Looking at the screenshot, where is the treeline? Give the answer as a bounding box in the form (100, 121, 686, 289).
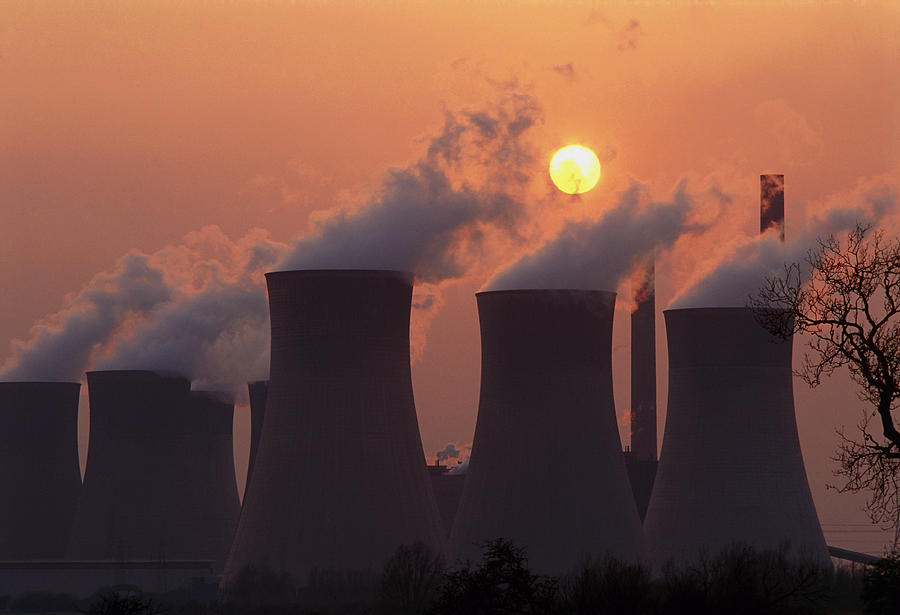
(3, 540, 899, 615)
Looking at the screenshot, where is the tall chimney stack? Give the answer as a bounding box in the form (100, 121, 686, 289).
(630, 262, 656, 460)
(761, 174, 785, 241)
(626, 261, 658, 521)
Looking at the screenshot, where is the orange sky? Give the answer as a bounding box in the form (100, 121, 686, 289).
(3, 1, 900, 554)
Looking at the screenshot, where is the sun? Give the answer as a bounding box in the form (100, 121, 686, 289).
(549, 145, 601, 194)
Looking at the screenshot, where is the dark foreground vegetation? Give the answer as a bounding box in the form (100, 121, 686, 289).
(2, 540, 898, 615)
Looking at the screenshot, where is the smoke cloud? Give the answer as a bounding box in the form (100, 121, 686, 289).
(278, 91, 543, 283)
(487, 180, 706, 292)
(2, 89, 544, 390)
(436, 442, 464, 463)
(0, 253, 172, 381)
(670, 182, 899, 308)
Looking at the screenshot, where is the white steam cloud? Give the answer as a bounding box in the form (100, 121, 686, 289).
(488, 180, 707, 292)
(0, 254, 172, 381)
(2, 89, 545, 390)
(670, 183, 899, 308)
(279, 92, 542, 282)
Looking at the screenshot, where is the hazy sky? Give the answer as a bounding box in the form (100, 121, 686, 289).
(3, 1, 900, 554)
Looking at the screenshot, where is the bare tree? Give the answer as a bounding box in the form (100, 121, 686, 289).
(750, 224, 900, 529)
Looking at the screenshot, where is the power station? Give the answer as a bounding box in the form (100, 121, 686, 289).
(449, 290, 647, 573)
(0, 172, 850, 596)
(224, 270, 444, 585)
(0, 382, 82, 559)
(643, 308, 830, 567)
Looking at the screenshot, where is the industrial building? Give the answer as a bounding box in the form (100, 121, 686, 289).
(0, 382, 82, 559)
(643, 308, 830, 567)
(449, 290, 647, 574)
(224, 270, 444, 586)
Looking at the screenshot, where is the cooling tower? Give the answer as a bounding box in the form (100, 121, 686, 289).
(449, 290, 647, 574)
(178, 391, 240, 569)
(0, 382, 81, 559)
(643, 308, 829, 567)
(224, 270, 444, 585)
(245, 380, 268, 493)
(67, 370, 192, 561)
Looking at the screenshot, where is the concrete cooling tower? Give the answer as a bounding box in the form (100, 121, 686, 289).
(643, 308, 829, 568)
(224, 270, 444, 585)
(178, 391, 241, 568)
(0, 382, 82, 559)
(449, 290, 647, 574)
(245, 380, 269, 493)
(67, 370, 192, 561)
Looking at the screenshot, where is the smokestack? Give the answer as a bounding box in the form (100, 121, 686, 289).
(761, 174, 785, 240)
(449, 290, 647, 573)
(179, 390, 241, 569)
(245, 380, 269, 496)
(643, 308, 829, 567)
(224, 270, 444, 584)
(626, 261, 658, 521)
(67, 370, 192, 560)
(0, 382, 81, 559)
(630, 263, 656, 460)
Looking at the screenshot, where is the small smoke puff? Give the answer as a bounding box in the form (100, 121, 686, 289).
(436, 442, 463, 463)
(551, 63, 576, 80)
(488, 181, 703, 292)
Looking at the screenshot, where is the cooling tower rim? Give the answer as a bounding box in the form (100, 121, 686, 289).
(663, 306, 788, 315)
(476, 288, 617, 298)
(0, 381, 81, 387)
(265, 269, 414, 284)
(86, 370, 191, 387)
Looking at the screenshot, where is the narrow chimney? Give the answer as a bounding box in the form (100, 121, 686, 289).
(630, 261, 656, 461)
(760, 174, 785, 241)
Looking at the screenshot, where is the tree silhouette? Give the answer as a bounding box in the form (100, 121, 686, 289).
(751, 224, 900, 527)
(430, 538, 558, 615)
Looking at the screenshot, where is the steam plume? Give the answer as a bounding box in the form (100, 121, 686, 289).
(2, 89, 544, 390)
(279, 92, 542, 282)
(0, 254, 172, 381)
(488, 180, 704, 292)
(670, 182, 899, 308)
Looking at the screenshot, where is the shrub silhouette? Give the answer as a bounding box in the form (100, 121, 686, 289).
(430, 538, 558, 614)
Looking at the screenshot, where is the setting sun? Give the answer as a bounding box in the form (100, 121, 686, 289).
(549, 145, 601, 194)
